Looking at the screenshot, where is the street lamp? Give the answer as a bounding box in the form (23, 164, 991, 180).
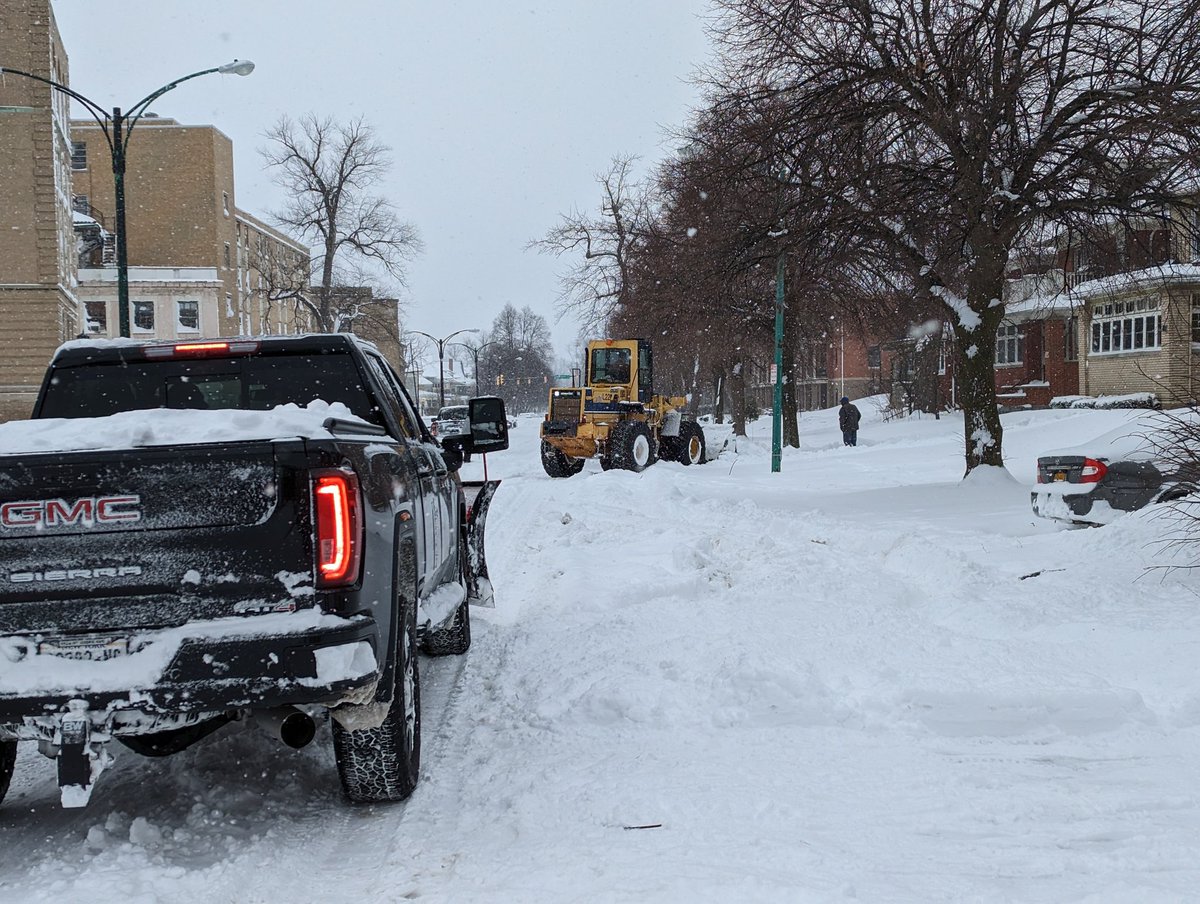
(411, 328, 480, 408)
(452, 339, 496, 397)
(0, 60, 255, 337)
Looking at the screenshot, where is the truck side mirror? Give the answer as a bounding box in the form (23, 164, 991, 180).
(468, 396, 510, 454)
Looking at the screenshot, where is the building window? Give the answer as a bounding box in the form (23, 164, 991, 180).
(995, 323, 1023, 365)
(84, 301, 107, 335)
(223, 192, 230, 217)
(867, 345, 881, 369)
(72, 195, 90, 215)
(1192, 209, 1200, 261)
(132, 301, 155, 332)
(1191, 295, 1200, 344)
(937, 341, 947, 375)
(223, 242, 232, 269)
(70, 140, 87, 170)
(1064, 315, 1078, 362)
(176, 300, 200, 332)
(1090, 296, 1160, 354)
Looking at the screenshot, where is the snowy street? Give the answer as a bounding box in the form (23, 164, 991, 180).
(2, 404, 1200, 902)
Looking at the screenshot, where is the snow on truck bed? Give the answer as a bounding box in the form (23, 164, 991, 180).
(0, 401, 368, 455)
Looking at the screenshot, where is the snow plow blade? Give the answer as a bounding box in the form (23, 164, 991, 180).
(463, 480, 500, 608)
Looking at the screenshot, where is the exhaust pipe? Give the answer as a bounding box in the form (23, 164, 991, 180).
(279, 710, 316, 749)
(257, 708, 317, 749)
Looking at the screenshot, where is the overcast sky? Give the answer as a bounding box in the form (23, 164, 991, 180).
(52, 1, 716, 363)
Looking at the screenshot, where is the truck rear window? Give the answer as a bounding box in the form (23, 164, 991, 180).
(39, 352, 381, 424)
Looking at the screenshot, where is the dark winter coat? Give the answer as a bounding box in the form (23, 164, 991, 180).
(839, 402, 861, 432)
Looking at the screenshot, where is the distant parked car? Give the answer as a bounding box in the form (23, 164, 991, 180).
(433, 405, 470, 440)
(1031, 412, 1196, 526)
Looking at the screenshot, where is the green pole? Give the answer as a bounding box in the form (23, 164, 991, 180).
(771, 251, 784, 473)
(111, 107, 131, 337)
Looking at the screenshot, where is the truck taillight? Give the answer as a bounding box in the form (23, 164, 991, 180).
(312, 470, 363, 588)
(1080, 458, 1108, 483)
(144, 340, 260, 359)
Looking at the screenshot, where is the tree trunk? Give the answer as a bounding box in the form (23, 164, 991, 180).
(730, 360, 747, 436)
(782, 329, 799, 448)
(955, 260, 1008, 473)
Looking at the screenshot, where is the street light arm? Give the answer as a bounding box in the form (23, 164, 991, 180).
(443, 328, 480, 346)
(0, 66, 114, 151)
(124, 67, 215, 124)
(122, 61, 254, 138)
(409, 329, 440, 347)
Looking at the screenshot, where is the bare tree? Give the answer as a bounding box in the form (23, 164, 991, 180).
(261, 114, 422, 332)
(712, 0, 1200, 473)
(482, 304, 556, 413)
(533, 156, 654, 335)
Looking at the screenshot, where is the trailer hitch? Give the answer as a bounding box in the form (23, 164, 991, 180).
(47, 700, 114, 808)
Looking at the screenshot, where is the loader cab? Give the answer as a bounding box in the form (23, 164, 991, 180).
(585, 339, 653, 404)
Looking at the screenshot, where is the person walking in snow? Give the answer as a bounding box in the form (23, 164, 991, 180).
(838, 396, 861, 447)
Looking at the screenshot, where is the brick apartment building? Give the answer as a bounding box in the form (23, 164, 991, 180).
(70, 117, 312, 341)
(0, 0, 316, 423)
(0, 0, 81, 422)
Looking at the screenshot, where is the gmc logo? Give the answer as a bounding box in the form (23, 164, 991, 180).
(0, 495, 141, 529)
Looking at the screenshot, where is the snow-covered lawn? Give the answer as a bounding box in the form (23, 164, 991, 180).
(3, 402, 1199, 902)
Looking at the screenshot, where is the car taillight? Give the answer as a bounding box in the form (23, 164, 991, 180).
(1080, 458, 1108, 483)
(312, 470, 363, 588)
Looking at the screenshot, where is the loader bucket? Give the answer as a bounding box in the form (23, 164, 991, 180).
(462, 479, 501, 608)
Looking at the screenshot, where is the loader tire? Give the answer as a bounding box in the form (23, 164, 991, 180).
(541, 441, 584, 478)
(611, 422, 653, 472)
(333, 598, 421, 803)
(676, 421, 706, 465)
(422, 533, 471, 657)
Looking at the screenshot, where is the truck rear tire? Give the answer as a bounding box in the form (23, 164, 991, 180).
(611, 422, 653, 472)
(541, 441, 584, 478)
(0, 740, 15, 807)
(676, 421, 706, 465)
(333, 602, 421, 803)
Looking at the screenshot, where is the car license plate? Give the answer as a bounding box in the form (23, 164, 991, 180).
(37, 635, 130, 662)
(1053, 471, 1067, 482)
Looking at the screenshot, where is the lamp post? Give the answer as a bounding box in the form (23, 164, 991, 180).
(0, 60, 255, 337)
(411, 328, 480, 408)
(452, 339, 496, 397)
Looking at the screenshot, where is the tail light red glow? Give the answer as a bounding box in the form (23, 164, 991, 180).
(1080, 458, 1108, 483)
(312, 470, 363, 587)
(144, 340, 260, 358)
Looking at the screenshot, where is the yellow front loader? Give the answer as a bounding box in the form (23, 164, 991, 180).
(539, 339, 706, 477)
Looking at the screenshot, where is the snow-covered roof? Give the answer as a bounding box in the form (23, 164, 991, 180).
(1068, 264, 1200, 299)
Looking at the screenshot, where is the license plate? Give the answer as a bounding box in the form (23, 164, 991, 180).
(1053, 471, 1067, 482)
(37, 635, 130, 662)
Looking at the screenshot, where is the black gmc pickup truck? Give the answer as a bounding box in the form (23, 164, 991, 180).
(0, 334, 508, 807)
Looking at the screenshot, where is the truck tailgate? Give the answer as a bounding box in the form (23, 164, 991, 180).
(0, 442, 314, 634)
